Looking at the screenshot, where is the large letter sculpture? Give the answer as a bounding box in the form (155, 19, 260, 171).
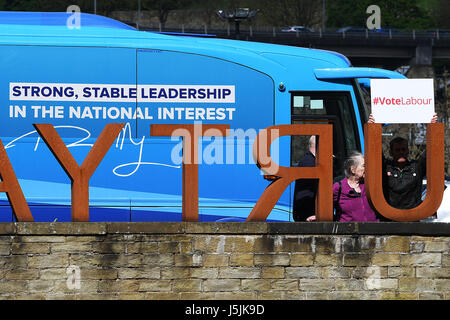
(151, 124, 229, 221)
(34, 123, 125, 222)
(246, 124, 333, 222)
(0, 139, 34, 221)
(364, 123, 445, 221)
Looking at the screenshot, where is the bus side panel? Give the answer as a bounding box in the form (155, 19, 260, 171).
(134, 50, 286, 221)
(0, 45, 137, 221)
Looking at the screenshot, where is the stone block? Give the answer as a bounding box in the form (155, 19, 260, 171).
(230, 254, 253, 266)
(261, 267, 285, 279)
(145, 292, 180, 300)
(314, 254, 342, 266)
(372, 253, 401, 266)
(0, 280, 27, 294)
(92, 242, 125, 254)
(0, 223, 15, 235)
(172, 279, 202, 292)
(11, 243, 50, 254)
(161, 267, 190, 279)
(98, 280, 140, 293)
(0, 244, 11, 255)
(401, 253, 441, 266)
(190, 268, 218, 279)
(126, 242, 159, 254)
(39, 268, 68, 280)
(322, 267, 352, 279)
(28, 254, 69, 268)
(416, 267, 450, 279)
(142, 253, 174, 266)
(0, 255, 27, 268)
(343, 253, 371, 266)
(435, 279, 450, 292)
(203, 279, 240, 292)
(365, 278, 398, 290)
(50, 242, 92, 253)
(290, 254, 314, 266)
(203, 254, 228, 267)
(241, 279, 271, 292)
(218, 267, 260, 279)
(214, 292, 256, 300)
(270, 236, 312, 253)
(335, 279, 365, 291)
(193, 236, 226, 253)
(118, 268, 159, 279)
(387, 267, 414, 278)
(5, 269, 39, 280)
(138, 280, 172, 292)
(270, 279, 298, 291)
(159, 241, 180, 254)
(224, 236, 255, 253)
(175, 253, 203, 267)
(398, 278, 435, 291)
(383, 236, 410, 253)
(254, 254, 290, 266)
(107, 222, 184, 234)
(82, 268, 119, 280)
(285, 267, 321, 279)
(179, 292, 216, 300)
(299, 279, 335, 291)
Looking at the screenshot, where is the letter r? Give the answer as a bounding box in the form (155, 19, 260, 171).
(246, 124, 333, 221)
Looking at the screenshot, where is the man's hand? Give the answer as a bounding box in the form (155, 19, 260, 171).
(431, 113, 438, 123)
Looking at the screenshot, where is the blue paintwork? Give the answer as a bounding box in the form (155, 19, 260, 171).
(314, 67, 407, 80)
(0, 11, 135, 29)
(0, 12, 404, 222)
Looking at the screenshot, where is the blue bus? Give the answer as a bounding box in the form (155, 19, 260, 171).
(0, 12, 406, 222)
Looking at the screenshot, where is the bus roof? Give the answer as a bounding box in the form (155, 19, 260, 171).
(0, 12, 351, 68)
(0, 11, 135, 30)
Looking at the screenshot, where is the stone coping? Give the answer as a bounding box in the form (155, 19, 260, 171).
(0, 222, 449, 236)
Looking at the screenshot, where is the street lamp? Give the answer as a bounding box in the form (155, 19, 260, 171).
(217, 8, 259, 39)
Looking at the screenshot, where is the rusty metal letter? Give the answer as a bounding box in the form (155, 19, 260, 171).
(0, 138, 34, 221)
(150, 124, 229, 222)
(364, 123, 445, 221)
(34, 123, 125, 222)
(246, 124, 333, 222)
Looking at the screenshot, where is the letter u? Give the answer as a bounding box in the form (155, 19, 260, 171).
(364, 123, 445, 221)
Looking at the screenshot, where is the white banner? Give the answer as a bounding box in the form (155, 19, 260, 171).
(370, 79, 434, 123)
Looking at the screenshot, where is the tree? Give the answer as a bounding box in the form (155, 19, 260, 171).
(142, 0, 194, 29)
(257, 0, 322, 27)
(430, 0, 450, 28)
(327, 0, 434, 29)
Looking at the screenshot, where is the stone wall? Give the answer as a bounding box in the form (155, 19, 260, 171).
(0, 222, 449, 300)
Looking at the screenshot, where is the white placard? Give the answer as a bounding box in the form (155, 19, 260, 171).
(370, 79, 434, 123)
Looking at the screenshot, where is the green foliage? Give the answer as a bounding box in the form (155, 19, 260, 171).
(327, 0, 435, 30)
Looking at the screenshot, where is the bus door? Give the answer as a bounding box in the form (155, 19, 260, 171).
(290, 91, 361, 219)
(290, 91, 361, 179)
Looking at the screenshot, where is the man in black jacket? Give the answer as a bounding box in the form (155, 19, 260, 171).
(293, 136, 317, 221)
(368, 113, 437, 213)
(383, 137, 425, 210)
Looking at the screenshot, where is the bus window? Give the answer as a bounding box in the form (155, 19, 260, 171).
(290, 91, 360, 180)
(353, 79, 371, 124)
